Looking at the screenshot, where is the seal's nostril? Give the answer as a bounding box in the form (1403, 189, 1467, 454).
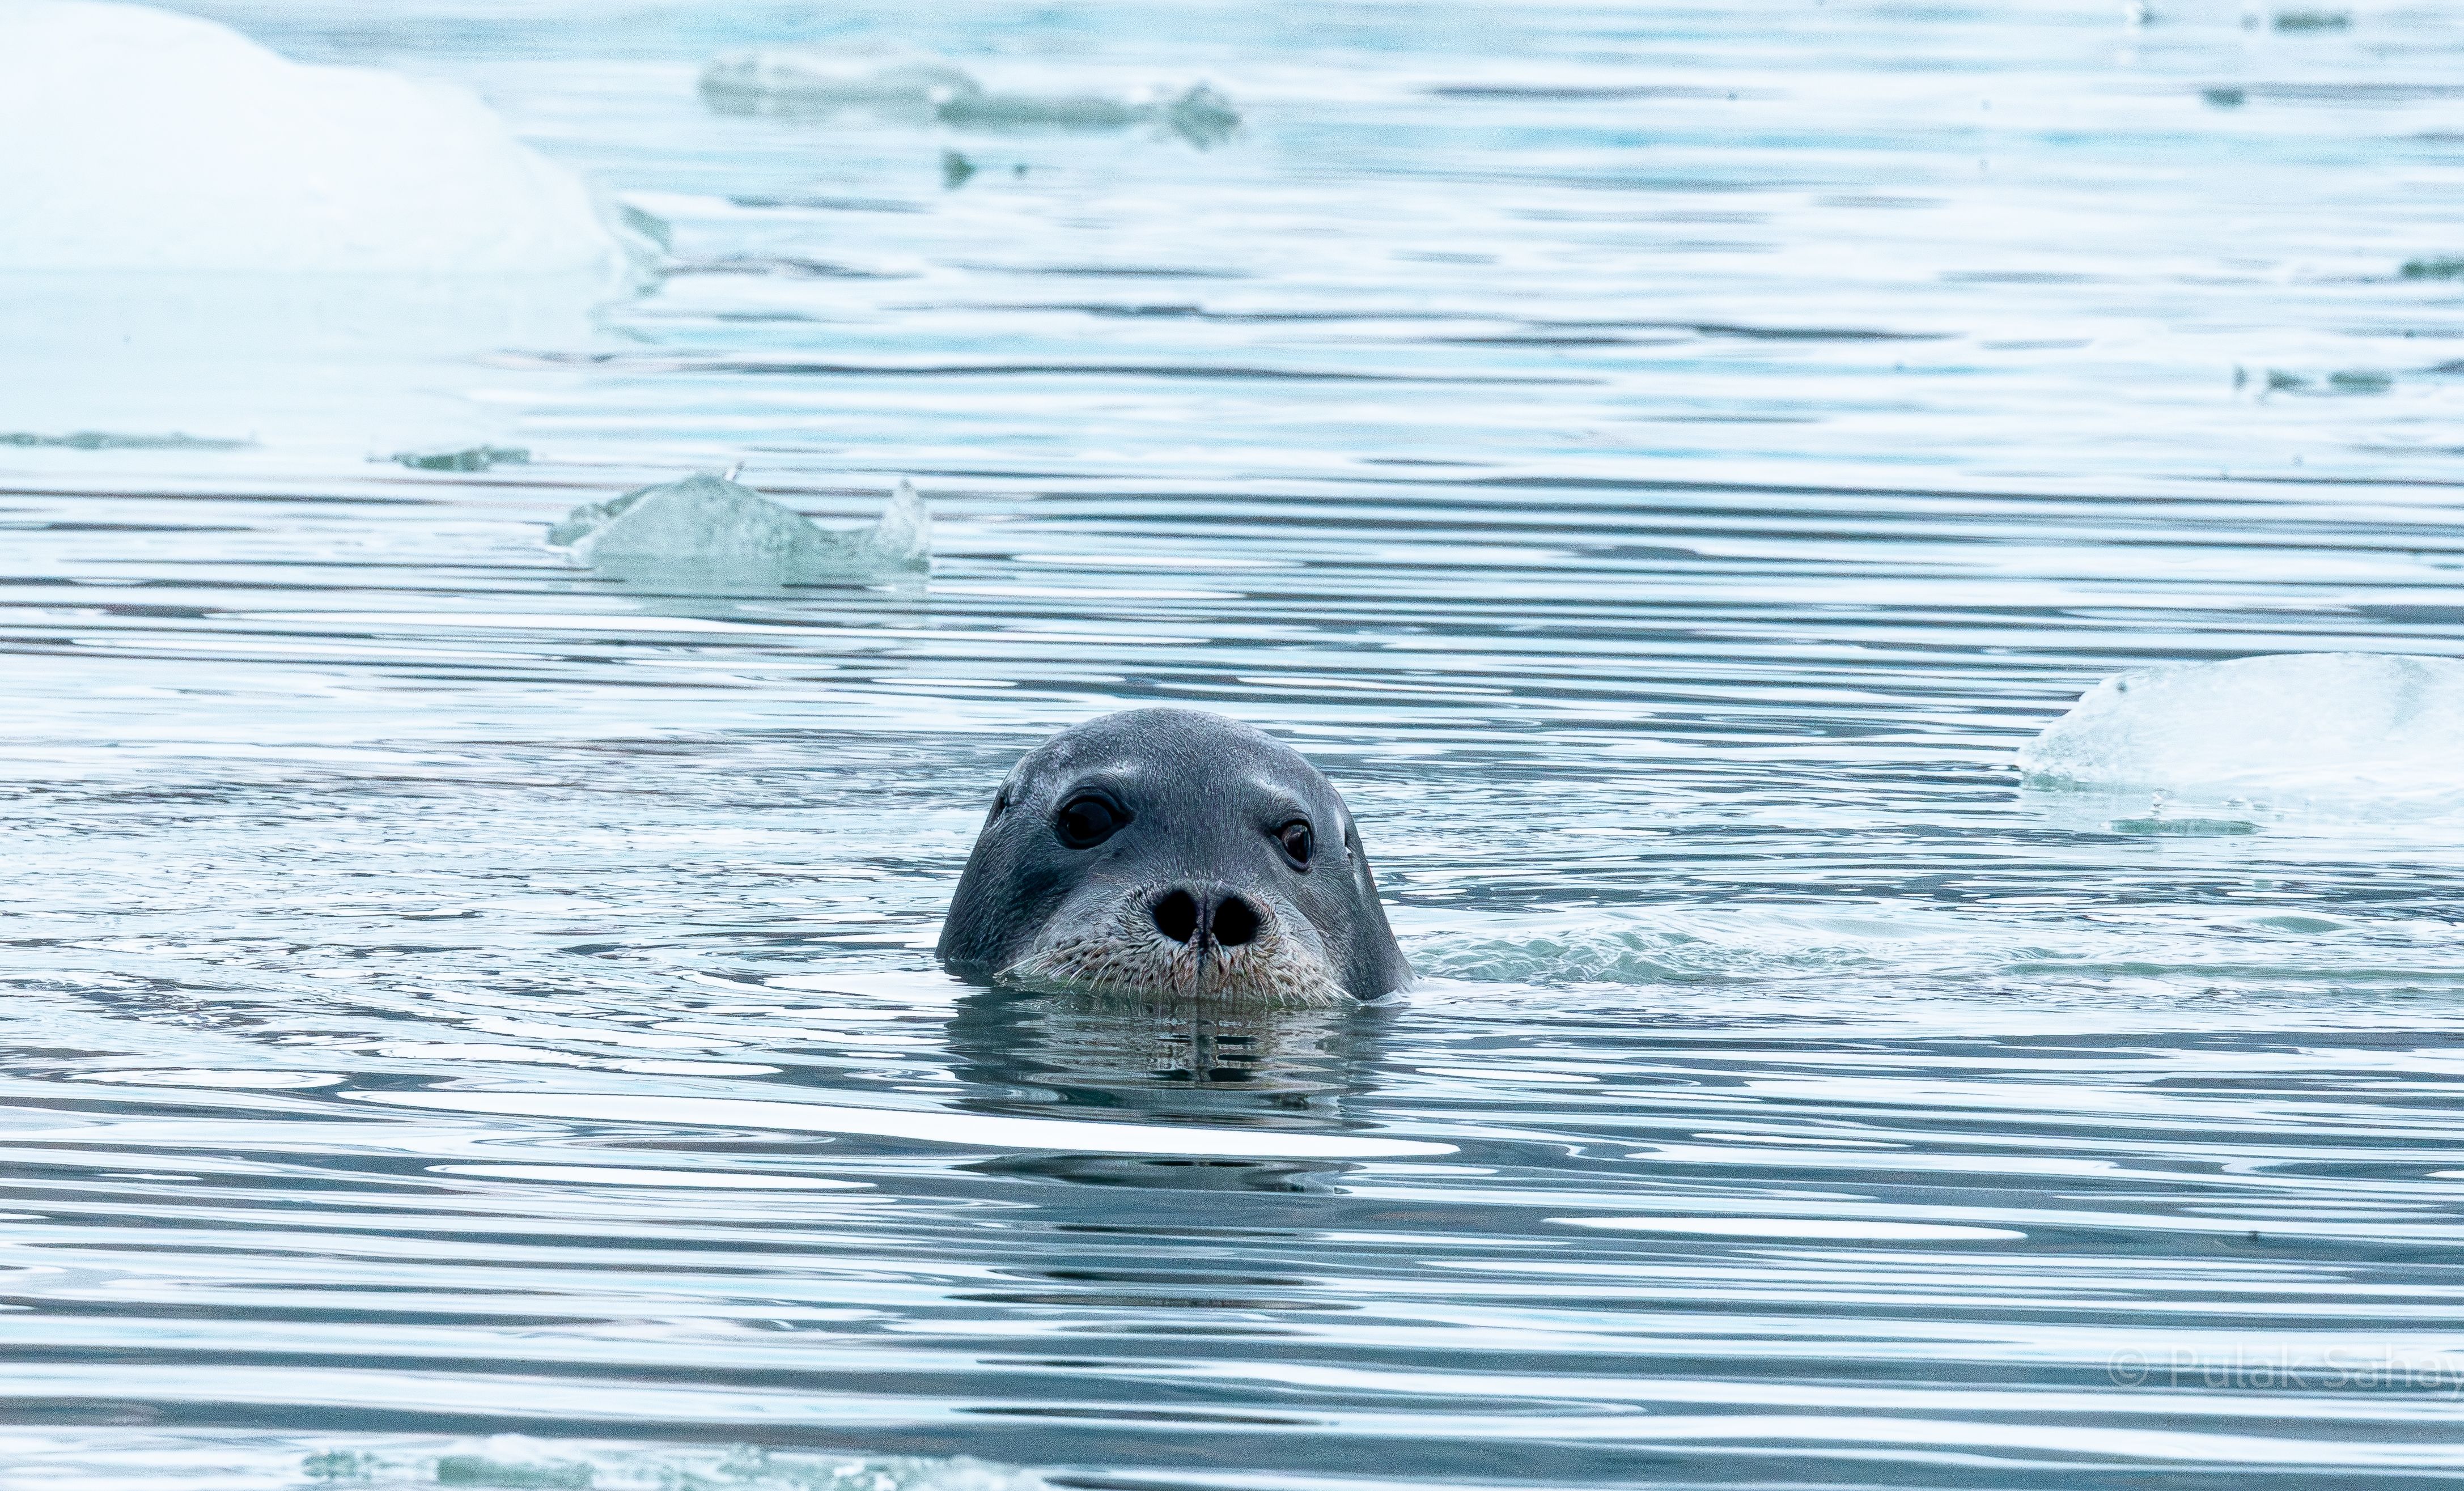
(1153, 888, 1199, 944)
(1211, 894, 1260, 948)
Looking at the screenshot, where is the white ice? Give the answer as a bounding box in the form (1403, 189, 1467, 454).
(2017, 653, 2464, 798)
(0, 1, 628, 275)
(551, 473, 932, 580)
(700, 48, 1239, 146)
(698, 48, 986, 117)
(0, 2, 637, 454)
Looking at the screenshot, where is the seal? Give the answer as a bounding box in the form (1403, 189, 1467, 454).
(938, 708, 1410, 1004)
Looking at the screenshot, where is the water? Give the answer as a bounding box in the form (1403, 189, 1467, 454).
(5, 1, 2464, 1485)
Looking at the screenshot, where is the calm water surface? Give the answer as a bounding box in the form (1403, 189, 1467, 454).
(5, 1, 2464, 1486)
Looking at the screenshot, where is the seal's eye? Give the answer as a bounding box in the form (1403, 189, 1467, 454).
(1275, 819, 1313, 866)
(1055, 795, 1125, 849)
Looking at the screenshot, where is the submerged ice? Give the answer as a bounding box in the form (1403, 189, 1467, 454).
(2017, 653, 2464, 797)
(552, 473, 931, 580)
(0, 1, 627, 274)
(700, 50, 1239, 147)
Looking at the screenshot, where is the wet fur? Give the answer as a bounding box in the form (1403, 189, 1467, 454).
(1000, 882, 1350, 1008)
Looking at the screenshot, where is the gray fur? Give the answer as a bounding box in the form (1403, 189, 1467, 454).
(938, 708, 1410, 1003)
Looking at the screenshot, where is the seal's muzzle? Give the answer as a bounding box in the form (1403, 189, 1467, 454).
(1003, 879, 1348, 1007)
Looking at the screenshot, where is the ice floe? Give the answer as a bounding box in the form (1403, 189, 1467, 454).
(698, 49, 986, 118)
(392, 444, 531, 473)
(0, 430, 251, 452)
(551, 473, 931, 581)
(292, 1439, 1045, 1491)
(2017, 653, 2464, 798)
(700, 49, 1239, 147)
(0, 3, 635, 453)
(0, 1, 629, 275)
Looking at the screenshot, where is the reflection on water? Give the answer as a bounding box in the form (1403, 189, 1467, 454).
(945, 988, 1400, 1196)
(5, 0, 2464, 1485)
(948, 986, 1382, 1107)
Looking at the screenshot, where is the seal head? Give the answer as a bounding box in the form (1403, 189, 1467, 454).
(938, 708, 1410, 1004)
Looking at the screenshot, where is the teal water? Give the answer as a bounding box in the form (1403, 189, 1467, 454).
(5, 1, 2464, 1486)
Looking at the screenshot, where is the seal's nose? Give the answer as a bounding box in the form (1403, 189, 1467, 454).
(1152, 888, 1199, 943)
(1151, 887, 1260, 949)
(1211, 894, 1259, 947)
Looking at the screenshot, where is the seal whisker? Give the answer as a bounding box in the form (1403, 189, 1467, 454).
(1000, 890, 1347, 1008)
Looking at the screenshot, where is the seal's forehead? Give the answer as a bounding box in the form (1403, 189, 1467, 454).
(1012, 707, 1329, 797)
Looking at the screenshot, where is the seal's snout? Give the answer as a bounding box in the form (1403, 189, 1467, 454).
(1002, 877, 1343, 1005)
(1151, 885, 1261, 949)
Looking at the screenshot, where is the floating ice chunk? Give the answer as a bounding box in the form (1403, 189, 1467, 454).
(1, 430, 252, 451)
(299, 1439, 1047, 1491)
(940, 83, 1241, 146)
(2017, 654, 2464, 797)
(699, 49, 986, 118)
(1157, 84, 1242, 148)
(0, 2, 628, 274)
(393, 444, 529, 473)
(551, 473, 931, 580)
(2103, 816, 2257, 838)
(32, 1439, 1046, 1491)
(938, 90, 1141, 130)
(700, 49, 1239, 146)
